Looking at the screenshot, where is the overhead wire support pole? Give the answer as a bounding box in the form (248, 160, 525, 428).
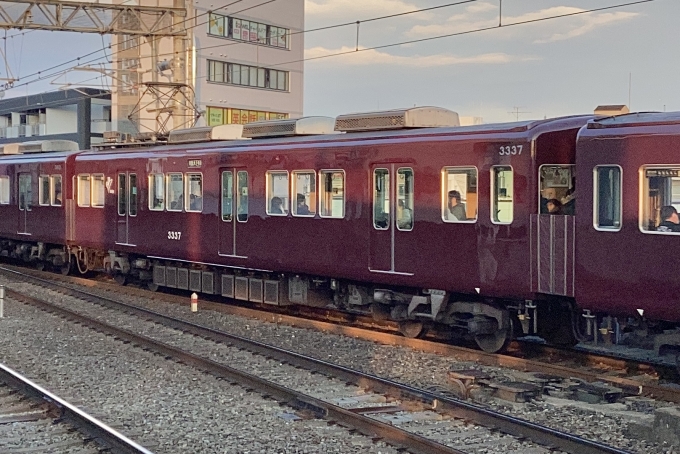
(356, 21, 360, 51)
(499, 0, 502, 27)
(0, 0, 187, 36)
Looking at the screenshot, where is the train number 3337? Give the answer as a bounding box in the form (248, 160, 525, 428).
(499, 145, 523, 156)
(168, 231, 182, 240)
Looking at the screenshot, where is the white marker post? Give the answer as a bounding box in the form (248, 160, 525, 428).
(191, 293, 198, 312)
(0, 285, 5, 318)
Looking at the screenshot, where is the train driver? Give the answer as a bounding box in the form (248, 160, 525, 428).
(657, 205, 680, 232)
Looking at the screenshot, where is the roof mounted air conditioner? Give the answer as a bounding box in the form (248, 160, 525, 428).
(334, 106, 460, 132)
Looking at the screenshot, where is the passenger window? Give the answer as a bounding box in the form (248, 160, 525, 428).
(92, 174, 105, 208)
(167, 173, 184, 211)
(186, 173, 203, 212)
(491, 166, 513, 224)
(78, 174, 91, 207)
(594, 166, 622, 231)
(266, 171, 289, 215)
(373, 169, 390, 230)
(118, 174, 127, 215)
(396, 168, 413, 231)
(149, 174, 165, 211)
(237, 171, 248, 222)
(540, 165, 575, 215)
(221, 171, 233, 221)
(443, 167, 477, 222)
(639, 167, 680, 233)
(129, 174, 137, 216)
(0, 176, 9, 204)
(19, 174, 32, 210)
(292, 171, 315, 216)
(51, 175, 62, 206)
(319, 170, 344, 218)
(39, 175, 50, 206)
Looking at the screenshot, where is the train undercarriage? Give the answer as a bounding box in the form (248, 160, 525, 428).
(4, 238, 680, 361)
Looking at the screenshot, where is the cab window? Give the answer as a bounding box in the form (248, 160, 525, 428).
(594, 165, 622, 231)
(491, 166, 513, 224)
(640, 167, 680, 234)
(319, 170, 344, 218)
(442, 167, 477, 222)
(266, 171, 288, 215)
(292, 171, 315, 216)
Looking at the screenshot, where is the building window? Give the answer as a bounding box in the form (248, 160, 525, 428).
(491, 166, 513, 224)
(0, 176, 9, 204)
(266, 171, 289, 215)
(149, 173, 165, 211)
(319, 170, 344, 219)
(39, 175, 50, 206)
(292, 171, 315, 216)
(208, 13, 289, 49)
(443, 167, 477, 222)
(167, 173, 184, 211)
(208, 60, 288, 91)
(594, 166, 622, 231)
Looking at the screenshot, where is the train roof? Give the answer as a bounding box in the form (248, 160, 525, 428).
(587, 111, 680, 129)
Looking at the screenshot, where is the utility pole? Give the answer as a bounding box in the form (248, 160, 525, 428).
(508, 107, 530, 121)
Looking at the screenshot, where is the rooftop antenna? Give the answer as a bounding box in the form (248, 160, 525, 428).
(628, 72, 632, 111)
(508, 106, 529, 121)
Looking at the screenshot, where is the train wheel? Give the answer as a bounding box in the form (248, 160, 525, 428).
(146, 282, 159, 292)
(398, 321, 425, 338)
(35, 262, 45, 272)
(60, 261, 72, 276)
(475, 321, 513, 353)
(114, 274, 127, 286)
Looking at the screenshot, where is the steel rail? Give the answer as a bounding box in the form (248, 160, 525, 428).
(1, 267, 634, 454)
(6, 287, 467, 454)
(0, 362, 154, 454)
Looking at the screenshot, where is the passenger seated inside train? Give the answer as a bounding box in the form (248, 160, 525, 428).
(189, 193, 203, 211)
(657, 205, 680, 232)
(270, 196, 284, 214)
(53, 185, 62, 206)
(397, 199, 413, 229)
(447, 190, 467, 221)
(296, 194, 310, 215)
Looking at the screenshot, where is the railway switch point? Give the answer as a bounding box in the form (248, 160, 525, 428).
(191, 293, 198, 312)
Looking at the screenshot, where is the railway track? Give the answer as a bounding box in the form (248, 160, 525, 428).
(0, 266, 639, 454)
(0, 361, 153, 454)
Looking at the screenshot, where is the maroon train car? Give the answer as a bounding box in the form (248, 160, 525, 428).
(60, 108, 589, 351)
(576, 112, 680, 353)
(0, 140, 79, 271)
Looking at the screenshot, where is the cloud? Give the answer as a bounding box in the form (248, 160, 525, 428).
(405, 4, 640, 42)
(306, 0, 419, 19)
(305, 46, 538, 67)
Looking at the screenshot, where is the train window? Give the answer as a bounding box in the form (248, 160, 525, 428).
(92, 174, 105, 208)
(639, 167, 680, 234)
(539, 165, 575, 215)
(51, 175, 62, 206)
(19, 174, 32, 211)
(185, 173, 203, 212)
(396, 168, 413, 231)
(266, 171, 289, 216)
(237, 171, 248, 222)
(149, 174, 165, 211)
(491, 166, 513, 224)
(0, 176, 9, 204)
(167, 173, 184, 212)
(442, 167, 477, 223)
(39, 175, 50, 206)
(129, 174, 137, 216)
(594, 166, 622, 231)
(77, 174, 91, 207)
(373, 169, 390, 230)
(118, 174, 127, 215)
(221, 171, 233, 221)
(292, 171, 315, 217)
(319, 170, 344, 218)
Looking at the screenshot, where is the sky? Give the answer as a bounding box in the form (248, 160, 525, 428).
(0, 0, 678, 123)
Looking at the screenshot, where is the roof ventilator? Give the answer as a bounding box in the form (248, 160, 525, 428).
(167, 124, 248, 144)
(0, 140, 80, 155)
(242, 116, 338, 138)
(334, 106, 460, 132)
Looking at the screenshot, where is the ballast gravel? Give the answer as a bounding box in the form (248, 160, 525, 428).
(0, 274, 677, 454)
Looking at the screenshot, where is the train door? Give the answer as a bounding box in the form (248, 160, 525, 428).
(116, 172, 138, 246)
(18, 173, 32, 235)
(369, 164, 414, 275)
(218, 169, 248, 258)
(533, 164, 576, 296)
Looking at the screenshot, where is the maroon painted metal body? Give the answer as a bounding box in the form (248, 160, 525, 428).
(67, 117, 586, 301)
